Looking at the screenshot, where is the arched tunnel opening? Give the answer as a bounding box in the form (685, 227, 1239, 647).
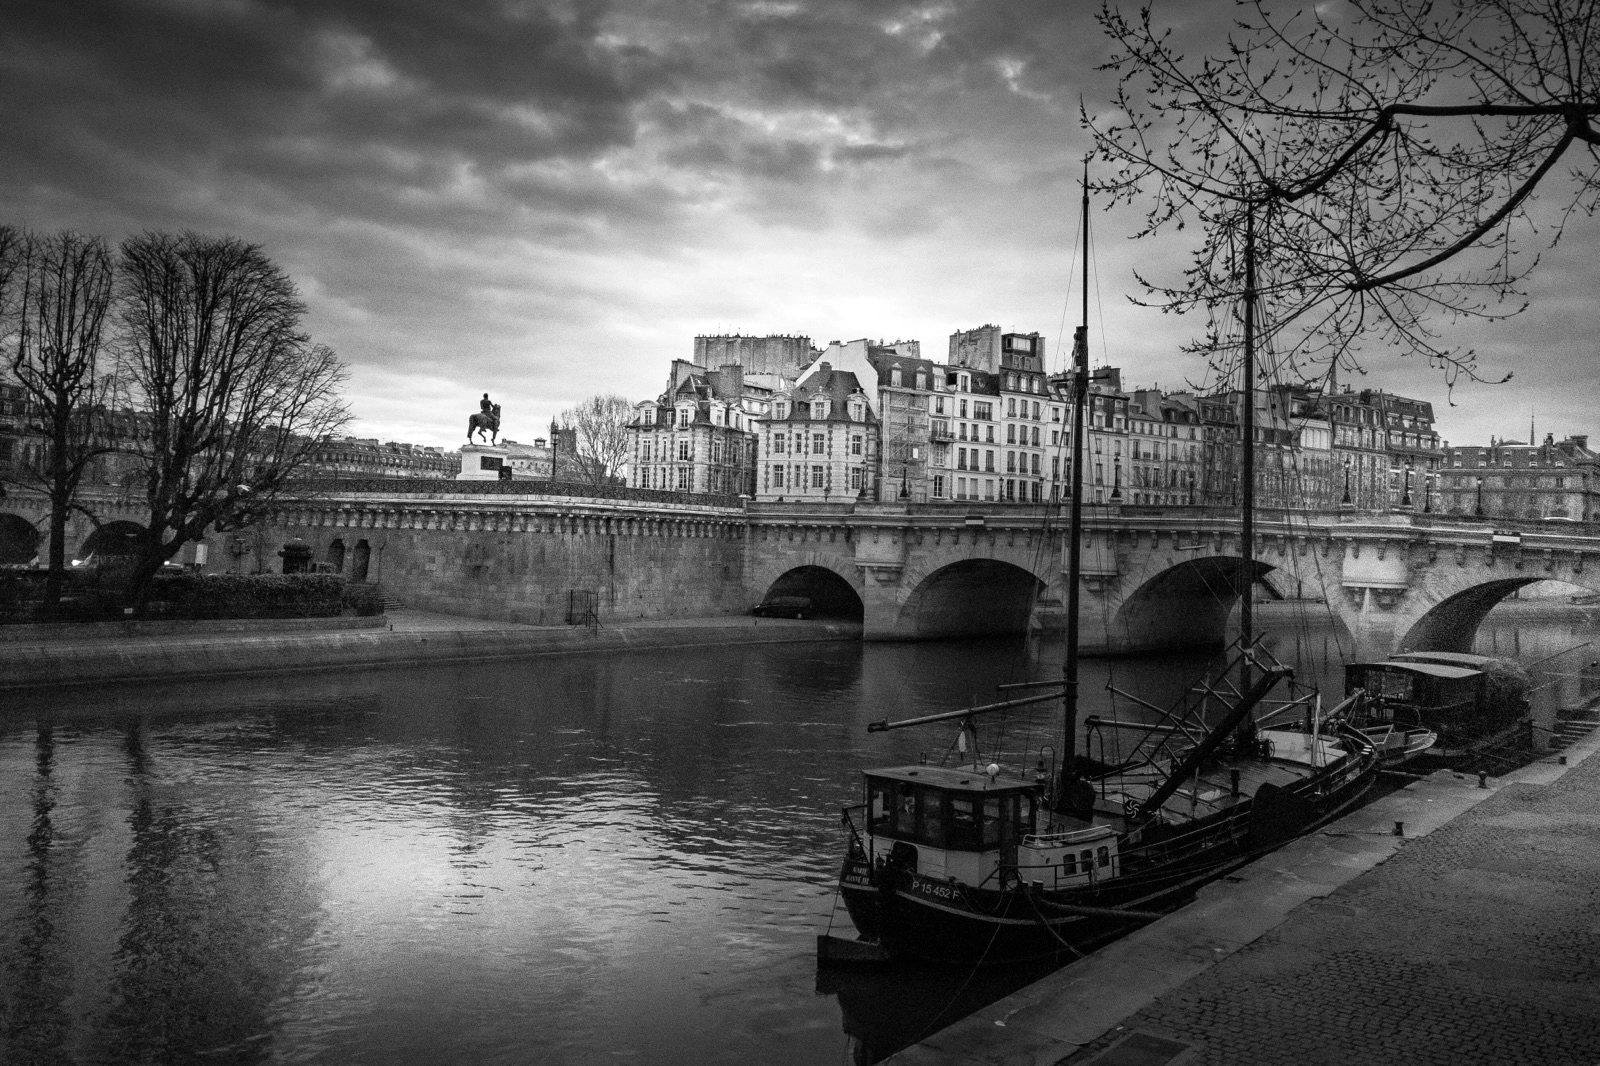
(898, 559, 1044, 639)
(1401, 578, 1542, 654)
(760, 565, 864, 620)
(77, 520, 146, 562)
(1115, 556, 1277, 652)
(0, 513, 41, 565)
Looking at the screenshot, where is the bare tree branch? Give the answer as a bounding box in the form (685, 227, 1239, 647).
(2, 229, 117, 607)
(1092, 0, 1600, 385)
(116, 232, 350, 607)
(558, 394, 633, 487)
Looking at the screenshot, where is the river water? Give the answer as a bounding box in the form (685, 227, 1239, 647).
(2, 607, 1595, 1065)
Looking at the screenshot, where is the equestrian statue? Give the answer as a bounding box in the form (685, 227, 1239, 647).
(468, 393, 501, 445)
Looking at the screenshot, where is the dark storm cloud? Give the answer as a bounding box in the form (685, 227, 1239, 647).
(2, 0, 1583, 445)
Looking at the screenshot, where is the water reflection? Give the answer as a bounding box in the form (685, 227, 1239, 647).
(0, 607, 1592, 1065)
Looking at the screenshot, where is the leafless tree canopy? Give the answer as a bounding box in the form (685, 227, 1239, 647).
(559, 394, 633, 486)
(1, 228, 117, 603)
(1092, 0, 1600, 386)
(117, 232, 350, 595)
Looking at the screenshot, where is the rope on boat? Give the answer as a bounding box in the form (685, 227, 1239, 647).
(1020, 883, 1084, 958)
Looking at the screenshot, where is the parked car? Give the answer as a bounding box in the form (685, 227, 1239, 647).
(753, 595, 811, 619)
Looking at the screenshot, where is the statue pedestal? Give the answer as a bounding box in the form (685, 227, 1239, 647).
(457, 444, 509, 481)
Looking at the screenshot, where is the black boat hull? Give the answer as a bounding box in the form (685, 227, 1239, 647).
(838, 738, 1377, 965)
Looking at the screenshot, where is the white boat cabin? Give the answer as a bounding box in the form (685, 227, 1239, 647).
(862, 764, 1121, 892)
(863, 765, 1039, 889)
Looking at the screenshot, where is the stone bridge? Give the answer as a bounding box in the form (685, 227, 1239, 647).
(746, 501, 1600, 657)
(8, 481, 1600, 658)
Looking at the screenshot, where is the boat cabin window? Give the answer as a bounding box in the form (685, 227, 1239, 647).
(1097, 846, 1110, 868)
(1368, 669, 1414, 700)
(949, 798, 980, 849)
(866, 777, 1026, 851)
(1062, 853, 1077, 874)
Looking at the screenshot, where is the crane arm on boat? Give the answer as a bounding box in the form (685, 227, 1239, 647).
(1130, 665, 1291, 821)
(865, 689, 1067, 732)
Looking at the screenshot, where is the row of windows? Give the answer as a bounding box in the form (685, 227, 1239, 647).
(768, 432, 865, 456)
(953, 448, 1046, 476)
(639, 439, 752, 464)
(769, 464, 867, 491)
(950, 477, 1046, 503)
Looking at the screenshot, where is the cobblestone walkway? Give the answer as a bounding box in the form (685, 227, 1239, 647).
(1068, 756, 1600, 1066)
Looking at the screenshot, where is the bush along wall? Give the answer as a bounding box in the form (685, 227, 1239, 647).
(145, 573, 364, 619)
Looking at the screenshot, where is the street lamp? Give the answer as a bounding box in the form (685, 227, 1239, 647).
(1475, 476, 1485, 517)
(1111, 456, 1122, 501)
(1400, 458, 1414, 509)
(1423, 471, 1434, 514)
(1340, 456, 1353, 508)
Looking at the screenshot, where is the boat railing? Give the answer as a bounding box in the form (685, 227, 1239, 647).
(1023, 824, 1115, 848)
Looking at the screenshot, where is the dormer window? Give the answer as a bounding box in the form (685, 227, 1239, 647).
(891, 367, 903, 387)
(642, 408, 655, 425)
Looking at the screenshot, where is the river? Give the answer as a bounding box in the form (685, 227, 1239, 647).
(2, 606, 1595, 1065)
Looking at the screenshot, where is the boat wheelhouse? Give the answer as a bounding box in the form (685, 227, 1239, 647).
(1344, 656, 1529, 755)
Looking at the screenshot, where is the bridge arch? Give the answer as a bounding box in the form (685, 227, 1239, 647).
(0, 513, 41, 564)
(1396, 577, 1598, 653)
(897, 559, 1047, 638)
(77, 520, 145, 561)
(758, 564, 864, 619)
(1112, 554, 1276, 652)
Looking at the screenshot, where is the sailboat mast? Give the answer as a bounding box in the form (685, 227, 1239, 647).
(1240, 205, 1256, 652)
(1062, 160, 1091, 784)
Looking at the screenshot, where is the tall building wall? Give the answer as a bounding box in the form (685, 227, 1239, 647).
(692, 334, 814, 378)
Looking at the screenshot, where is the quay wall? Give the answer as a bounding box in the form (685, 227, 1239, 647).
(214, 489, 753, 626)
(0, 619, 860, 693)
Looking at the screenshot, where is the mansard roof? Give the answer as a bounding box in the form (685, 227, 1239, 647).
(770, 367, 877, 424)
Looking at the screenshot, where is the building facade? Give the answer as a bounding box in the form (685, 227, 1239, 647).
(756, 365, 878, 502)
(629, 362, 758, 496)
(1438, 435, 1598, 521)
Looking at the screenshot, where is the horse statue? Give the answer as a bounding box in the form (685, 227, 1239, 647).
(468, 403, 501, 445)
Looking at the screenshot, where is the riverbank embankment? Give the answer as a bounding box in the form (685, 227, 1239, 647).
(887, 726, 1600, 1066)
(0, 610, 861, 693)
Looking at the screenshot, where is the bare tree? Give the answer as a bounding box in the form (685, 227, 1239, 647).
(2, 230, 117, 607)
(558, 394, 633, 486)
(117, 232, 350, 606)
(1091, 0, 1600, 385)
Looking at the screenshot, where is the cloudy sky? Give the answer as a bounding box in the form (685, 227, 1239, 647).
(3, 0, 1595, 450)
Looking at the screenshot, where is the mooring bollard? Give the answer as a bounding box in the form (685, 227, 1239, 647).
(1393, 821, 1404, 837)
(1478, 771, 1488, 789)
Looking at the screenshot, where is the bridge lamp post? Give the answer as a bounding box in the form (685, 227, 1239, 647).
(1401, 459, 1414, 509)
(1111, 456, 1122, 501)
(1340, 456, 1353, 509)
(1475, 476, 1485, 517)
(1423, 471, 1435, 514)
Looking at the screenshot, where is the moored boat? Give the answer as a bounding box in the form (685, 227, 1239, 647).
(834, 646, 1377, 964)
(1344, 652, 1530, 759)
(825, 176, 1379, 967)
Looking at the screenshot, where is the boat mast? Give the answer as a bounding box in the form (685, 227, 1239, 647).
(1062, 159, 1091, 786)
(1237, 203, 1258, 748)
(1240, 204, 1256, 652)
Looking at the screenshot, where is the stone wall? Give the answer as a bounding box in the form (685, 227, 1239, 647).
(239, 494, 752, 626)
